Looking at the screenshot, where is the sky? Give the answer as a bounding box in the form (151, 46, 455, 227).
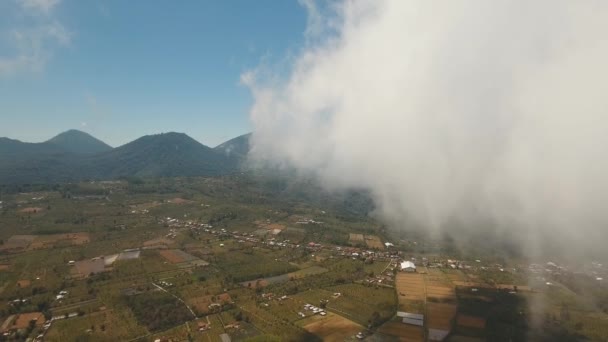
(0, 0, 308, 147)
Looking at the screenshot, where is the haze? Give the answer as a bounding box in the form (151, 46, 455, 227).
(244, 0, 608, 259)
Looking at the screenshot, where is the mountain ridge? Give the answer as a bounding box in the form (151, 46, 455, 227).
(0, 130, 252, 184)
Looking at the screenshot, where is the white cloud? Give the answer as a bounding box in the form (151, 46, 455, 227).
(244, 1, 608, 258)
(0, 0, 70, 76)
(17, 0, 61, 14)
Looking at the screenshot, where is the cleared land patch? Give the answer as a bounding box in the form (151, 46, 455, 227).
(396, 273, 425, 314)
(364, 235, 384, 249)
(427, 302, 457, 330)
(13, 312, 45, 329)
(159, 249, 197, 263)
(378, 320, 424, 341)
(19, 207, 44, 213)
(0, 233, 89, 253)
(349, 233, 365, 244)
(143, 237, 176, 248)
(72, 258, 105, 278)
(299, 312, 362, 342)
(240, 266, 328, 288)
(456, 314, 486, 329)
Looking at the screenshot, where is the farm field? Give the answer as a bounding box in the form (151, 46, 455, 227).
(364, 235, 384, 249)
(427, 302, 457, 330)
(378, 320, 424, 341)
(396, 272, 426, 314)
(349, 233, 364, 245)
(298, 311, 363, 342)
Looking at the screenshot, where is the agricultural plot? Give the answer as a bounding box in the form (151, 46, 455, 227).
(240, 303, 314, 341)
(159, 249, 193, 263)
(378, 320, 424, 341)
(198, 314, 227, 342)
(241, 266, 329, 289)
(456, 314, 486, 329)
(45, 309, 148, 341)
(327, 283, 396, 319)
(217, 250, 298, 283)
(425, 269, 456, 303)
(0, 235, 36, 252)
(289, 265, 328, 279)
(295, 289, 335, 307)
(396, 273, 426, 314)
(187, 293, 232, 314)
(349, 233, 365, 244)
(426, 286, 456, 302)
(444, 269, 468, 282)
(167, 197, 191, 204)
(396, 273, 426, 300)
(0, 233, 90, 253)
(446, 335, 484, 342)
(19, 207, 44, 213)
(281, 227, 306, 242)
(28, 233, 90, 250)
(298, 312, 363, 342)
(427, 302, 457, 330)
(72, 258, 106, 278)
(364, 235, 384, 249)
(12, 312, 45, 329)
(143, 237, 176, 248)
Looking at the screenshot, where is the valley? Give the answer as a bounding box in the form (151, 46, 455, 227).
(0, 176, 605, 341)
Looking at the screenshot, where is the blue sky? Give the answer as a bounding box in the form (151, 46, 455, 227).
(0, 0, 308, 147)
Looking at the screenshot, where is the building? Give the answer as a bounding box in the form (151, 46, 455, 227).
(400, 261, 416, 272)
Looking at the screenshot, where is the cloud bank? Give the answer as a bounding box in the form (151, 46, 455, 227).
(243, 1, 608, 258)
(0, 0, 70, 76)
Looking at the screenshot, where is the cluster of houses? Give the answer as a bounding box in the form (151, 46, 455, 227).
(55, 290, 68, 301)
(295, 218, 324, 225)
(0, 312, 51, 341)
(301, 303, 327, 317)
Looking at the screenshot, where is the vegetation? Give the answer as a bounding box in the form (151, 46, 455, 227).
(125, 291, 194, 332)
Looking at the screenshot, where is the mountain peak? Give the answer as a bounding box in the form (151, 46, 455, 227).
(47, 129, 112, 154)
(214, 133, 251, 159)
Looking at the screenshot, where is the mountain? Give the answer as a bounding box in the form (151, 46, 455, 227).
(46, 129, 112, 154)
(83, 132, 232, 178)
(213, 133, 251, 164)
(0, 131, 247, 184)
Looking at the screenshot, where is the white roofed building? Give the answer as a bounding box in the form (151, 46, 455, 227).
(400, 261, 416, 272)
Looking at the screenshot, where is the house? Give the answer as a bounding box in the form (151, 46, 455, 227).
(400, 261, 416, 272)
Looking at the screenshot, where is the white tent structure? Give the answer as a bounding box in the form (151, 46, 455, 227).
(400, 261, 416, 272)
